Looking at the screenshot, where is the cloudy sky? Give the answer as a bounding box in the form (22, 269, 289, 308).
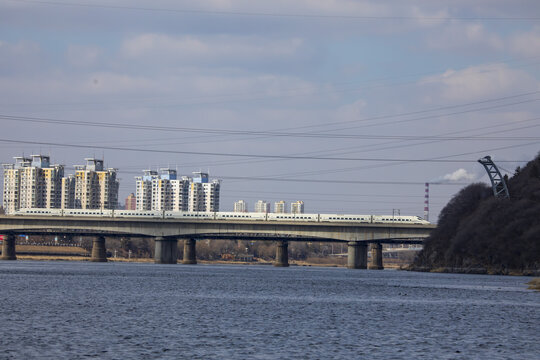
(1, 0, 539, 220)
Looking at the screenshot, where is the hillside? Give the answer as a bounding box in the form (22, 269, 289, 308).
(412, 153, 540, 275)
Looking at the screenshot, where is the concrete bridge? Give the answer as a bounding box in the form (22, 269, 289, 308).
(0, 215, 435, 269)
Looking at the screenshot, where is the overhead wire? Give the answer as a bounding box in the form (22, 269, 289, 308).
(9, 0, 540, 21)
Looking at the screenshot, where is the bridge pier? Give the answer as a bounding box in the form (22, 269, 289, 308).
(347, 242, 367, 269)
(154, 237, 178, 264)
(0, 234, 16, 260)
(90, 236, 107, 262)
(368, 243, 384, 270)
(182, 239, 197, 265)
(274, 240, 289, 267)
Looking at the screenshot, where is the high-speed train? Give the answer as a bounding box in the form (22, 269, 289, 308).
(12, 208, 430, 225)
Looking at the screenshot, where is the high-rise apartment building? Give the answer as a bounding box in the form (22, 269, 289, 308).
(234, 200, 248, 212)
(291, 200, 305, 214)
(125, 193, 136, 210)
(2, 157, 25, 214)
(171, 176, 190, 211)
(2, 155, 64, 214)
(147, 169, 191, 211)
(65, 158, 118, 210)
(135, 170, 156, 210)
(189, 172, 220, 212)
(61, 175, 75, 209)
(274, 200, 286, 213)
(134, 170, 218, 212)
(151, 169, 175, 211)
(254, 200, 270, 213)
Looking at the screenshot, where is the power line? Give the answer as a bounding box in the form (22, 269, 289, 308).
(2, 97, 540, 140)
(10, 0, 540, 21)
(0, 138, 523, 163)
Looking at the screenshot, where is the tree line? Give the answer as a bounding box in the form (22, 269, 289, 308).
(412, 152, 540, 274)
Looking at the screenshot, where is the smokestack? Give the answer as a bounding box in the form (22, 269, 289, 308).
(424, 182, 429, 221)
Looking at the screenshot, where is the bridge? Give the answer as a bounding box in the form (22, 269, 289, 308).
(0, 215, 435, 269)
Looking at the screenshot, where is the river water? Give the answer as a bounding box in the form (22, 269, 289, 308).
(0, 261, 538, 359)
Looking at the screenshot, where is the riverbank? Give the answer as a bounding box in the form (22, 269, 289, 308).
(407, 265, 540, 277)
(528, 278, 540, 290)
(12, 255, 344, 267)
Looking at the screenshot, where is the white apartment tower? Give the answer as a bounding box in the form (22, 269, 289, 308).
(135, 170, 157, 211)
(234, 200, 248, 212)
(135, 169, 191, 211)
(274, 200, 286, 213)
(188, 172, 220, 212)
(68, 158, 119, 209)
(291, 200, 305, 214)
(2, 155, 64, 214)
(171, 176, 190, 211)
(254, 200, 270, 213)
(151, 169, 175, 211)
(61, 175, 75, 209)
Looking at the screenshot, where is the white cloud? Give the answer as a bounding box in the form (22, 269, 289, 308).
(440, 168, 476, 182)
(335, 99, 367, 121)
(0, 40, 41, 73)
(66, 45, 102, 68)
(510, 26, 540, 57)
(425, 23, 504, 53)
(419, 64, 536, 102)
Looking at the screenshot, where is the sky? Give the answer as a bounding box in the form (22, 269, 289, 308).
(1, 0, 539, 221)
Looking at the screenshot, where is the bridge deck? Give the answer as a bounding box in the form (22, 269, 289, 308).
(0, 215, 434, 242)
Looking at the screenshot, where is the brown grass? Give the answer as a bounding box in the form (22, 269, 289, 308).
(528, 278, 540, 291)
(16, 245, 88, 255)
(17, 255, 89, 261)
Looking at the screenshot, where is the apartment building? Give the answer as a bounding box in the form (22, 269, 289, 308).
(188, 172, 220, 212)
(2, 155, 64, 214)
(254, 200, 270, 213)
(135, 170, 219, 212)
(274, 200, 286, 213)
(234, 200, 248, 212)
(66, 158, 118, 210)
(291, 200, 305, 214)
(135, 170, 157, 211)
(125, 193, 136, 210)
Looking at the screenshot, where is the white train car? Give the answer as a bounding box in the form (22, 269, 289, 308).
(215, 212, 267, 221)
(11, 208, 430, 225)
(114, 210, 163, 218)
(371, 215, 427, 224)
(14, 208, 61, 216)
(62, 209, 111, 217)
(267, 213, 319, 222)
(319, 214, 372, 223)
(165, 211, 214, 220)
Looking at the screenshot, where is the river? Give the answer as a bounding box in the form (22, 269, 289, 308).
(0, 261, 538, 359)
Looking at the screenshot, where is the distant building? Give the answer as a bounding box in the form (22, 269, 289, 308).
(61, 174, 76, 209)
(67, 158, 118, 210)
(134, 170, 219, 212)
(274, 200, 286, 213)
(3, 155, 64, 214)
(152, 169, 176, 211)
(135, 170, 157, 210)
(291, 200, 305, 214)
(189, 172, 220, 212)
(254, 200, 270, 213)
(125, 193, 136, 210)
(170, 175, 190, 212)
(234, 200, 248, 212)
(3, 155, 118, 213)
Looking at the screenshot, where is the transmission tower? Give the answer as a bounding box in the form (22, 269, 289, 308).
(478, 156, 510, 198)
